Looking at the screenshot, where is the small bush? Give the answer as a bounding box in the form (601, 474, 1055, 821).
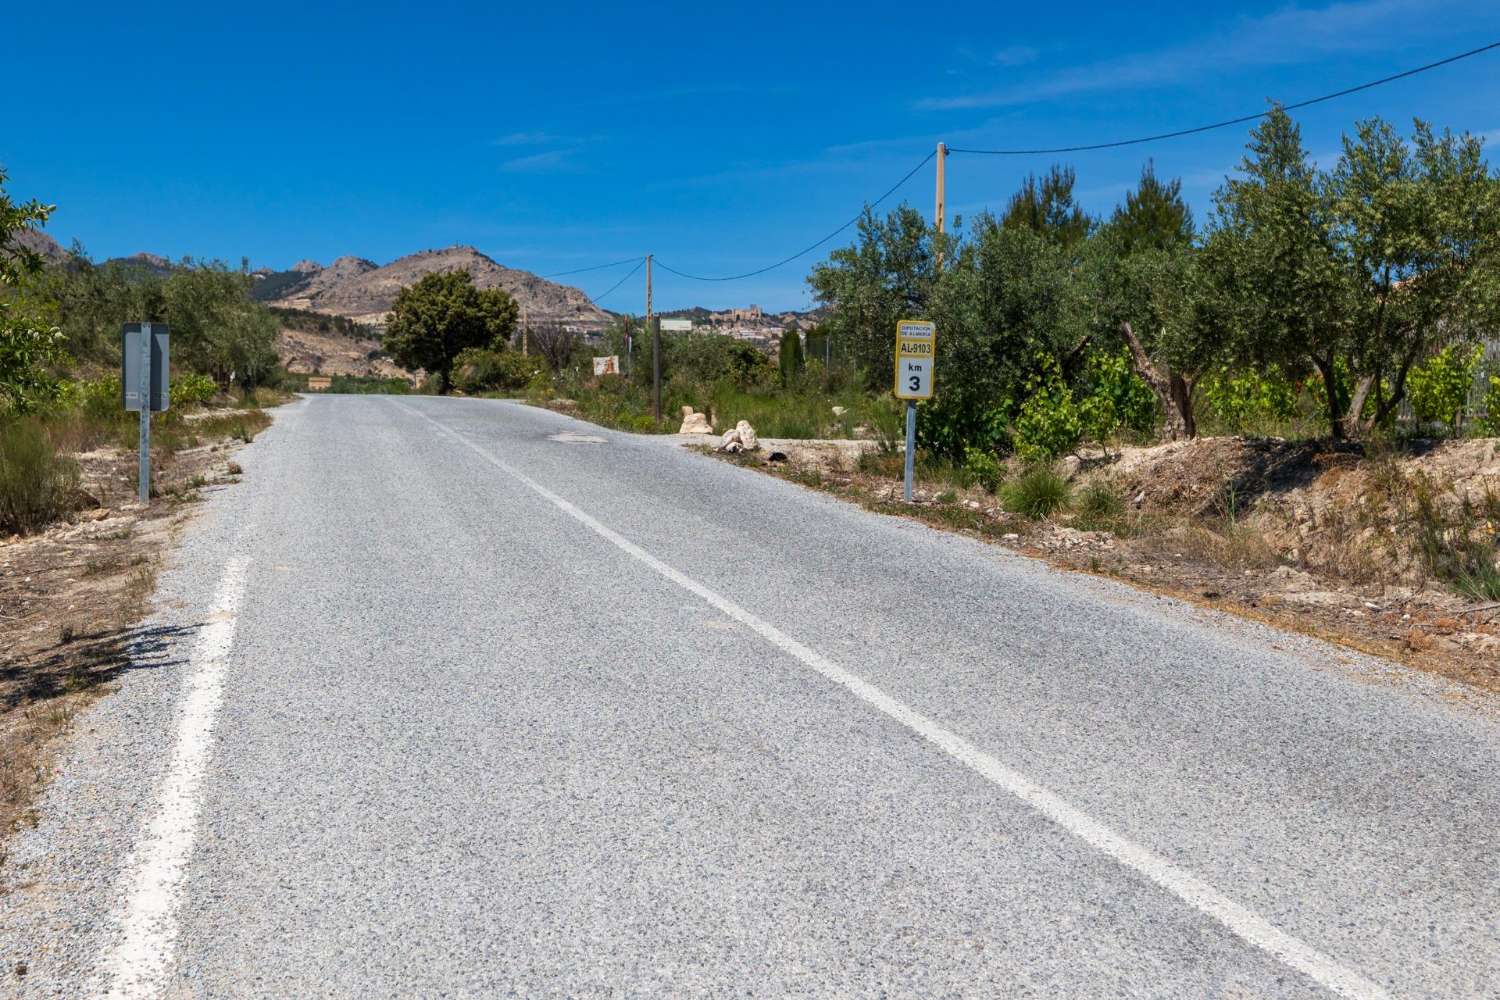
(1477, 375, 1500, 436)
(170, 373, 219, 408)
(1407, 344, 1483, 434)
(1075, 480, 1125, 531)
(452, 348, 546, 394)
(1013, 367, 1082, 460)
(1000, 465, 1072, 519)
(963, 447, 1003, 493)
(0, 419, 80, 534)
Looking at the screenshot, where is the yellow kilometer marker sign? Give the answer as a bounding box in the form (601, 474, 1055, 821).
(893, 319, 936, 503)
(893, 319, 936, 400)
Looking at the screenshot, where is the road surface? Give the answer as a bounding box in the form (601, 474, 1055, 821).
(3, 394, 1498, 999)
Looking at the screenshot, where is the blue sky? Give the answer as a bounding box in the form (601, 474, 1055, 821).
(4, 1, 1499, 311)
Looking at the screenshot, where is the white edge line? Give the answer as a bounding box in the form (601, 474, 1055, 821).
(401, 400, 1392, 1000)
(94, 557, 250, 999)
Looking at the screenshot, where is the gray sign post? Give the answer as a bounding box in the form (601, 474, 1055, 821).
(122, 322, 169, 504)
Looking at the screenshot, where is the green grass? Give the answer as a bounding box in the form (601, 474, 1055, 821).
(1074, 480, 1127, 532)
(1000, 465, 1073, 520)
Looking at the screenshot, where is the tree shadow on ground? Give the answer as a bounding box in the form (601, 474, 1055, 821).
(0, 622, 199, 713)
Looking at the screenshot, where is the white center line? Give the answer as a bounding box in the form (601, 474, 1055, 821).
(95, 557, 250, 999)
(405, 401, 1392, 1000)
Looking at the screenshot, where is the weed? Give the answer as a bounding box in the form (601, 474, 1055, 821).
(1410, 474, 1500, 599)
(1075, 481, 1126, 532)
(1000, 465, 1072, 520)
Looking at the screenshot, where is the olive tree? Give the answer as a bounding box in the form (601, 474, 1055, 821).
(383, 270, 517, 392)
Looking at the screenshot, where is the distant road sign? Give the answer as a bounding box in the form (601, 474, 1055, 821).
(593, 355, 621, 376)
(660, 319, 693, 332)
(893, 320, 935, 401)
(122, 323, 169, 412)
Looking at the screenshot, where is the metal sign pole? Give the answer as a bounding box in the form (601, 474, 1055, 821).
(903, 401, 917, 502)
(138, 321, 152, 504)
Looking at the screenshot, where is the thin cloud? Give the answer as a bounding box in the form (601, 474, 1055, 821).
(917, 0, 1454, 111)
(491, 131, 560, 147)
(991, 45, 1038, 68)
(500, 150, 581, 173)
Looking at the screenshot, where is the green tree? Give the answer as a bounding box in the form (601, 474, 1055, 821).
(1001, 164, 1092, 249)
(383, 271, 518, 392)
(0, 170, 66, 413)
(1325, 119, 1500, 435)
(921, 216, 1091, 457)
(777, 328, 804, 385)
(1110, 160, 1193, 253)
(1089, 163, 1204, 438)
(807, 205, 938, 388)
(1086, 223, 1209, 439)
(1202, 108, 1500, 438)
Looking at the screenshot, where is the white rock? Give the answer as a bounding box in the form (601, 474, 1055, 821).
(735, 420, 758, 450)
(718, 427, 742, 451)
(831, 406, 847, 417)
(679, 409, 713, 434)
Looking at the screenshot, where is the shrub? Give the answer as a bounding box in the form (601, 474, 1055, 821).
(962, 447, 1003, 493)
(1196, 365, 1300, 436)
(170, 373, 218, 407)
(1479, 375, 1500, 436)
(0, 419, 80, 534)
(1076, 350, 1158, 444)
(1013, 368, 1082, 460)
(452, 348, 546, 394)
(1075, 480, 1125, 530)
(1000, 464, 1072, 519)
(778, 330, 804, 386)
(1407, 344, 1483, 433)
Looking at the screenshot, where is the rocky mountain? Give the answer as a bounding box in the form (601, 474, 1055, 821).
(9, 229, 69, 265)
(255, 246, 608, 326)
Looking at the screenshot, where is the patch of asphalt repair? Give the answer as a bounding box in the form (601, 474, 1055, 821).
(1, 394, 1496, 998)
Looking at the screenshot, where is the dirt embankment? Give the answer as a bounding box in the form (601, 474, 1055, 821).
(276, 325, 409, 379)
(728, 436, 1500, 697)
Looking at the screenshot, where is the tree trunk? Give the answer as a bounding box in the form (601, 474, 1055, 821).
(1119, 321, 1195, 440)
(1313, 356, 1344, 441)
(1342, 374, 1377, 439)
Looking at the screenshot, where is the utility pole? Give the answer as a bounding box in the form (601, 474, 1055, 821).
(934, 141, 947, 267)
(520, 303, 528, 355)
(647, 254, 660, 422)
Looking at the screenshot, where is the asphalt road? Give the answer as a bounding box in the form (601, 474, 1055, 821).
(3, 394, 1498, 999)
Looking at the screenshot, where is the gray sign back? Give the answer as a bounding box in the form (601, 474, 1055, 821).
(122, 323, 170, 412)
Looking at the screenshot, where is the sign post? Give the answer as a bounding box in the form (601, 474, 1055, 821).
(893, 319, 935, 502)
(122, 322, 169, 504)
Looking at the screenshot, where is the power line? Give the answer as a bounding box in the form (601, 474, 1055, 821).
(541, 255, 644, 279)
(588, 256, 645, 304)
(949, 40, 1500, 156)
(653, 151, 936, 282)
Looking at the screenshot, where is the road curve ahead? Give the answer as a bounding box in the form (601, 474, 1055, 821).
(3, 394, 1498, 999)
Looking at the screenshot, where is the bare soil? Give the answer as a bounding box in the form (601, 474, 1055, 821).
(0, 414, 267, 861)
(714, 436, 1500, 698)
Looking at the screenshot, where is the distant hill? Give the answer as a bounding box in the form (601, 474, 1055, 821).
(9, 229, 69, 265)
(252, 246, 609, 326)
